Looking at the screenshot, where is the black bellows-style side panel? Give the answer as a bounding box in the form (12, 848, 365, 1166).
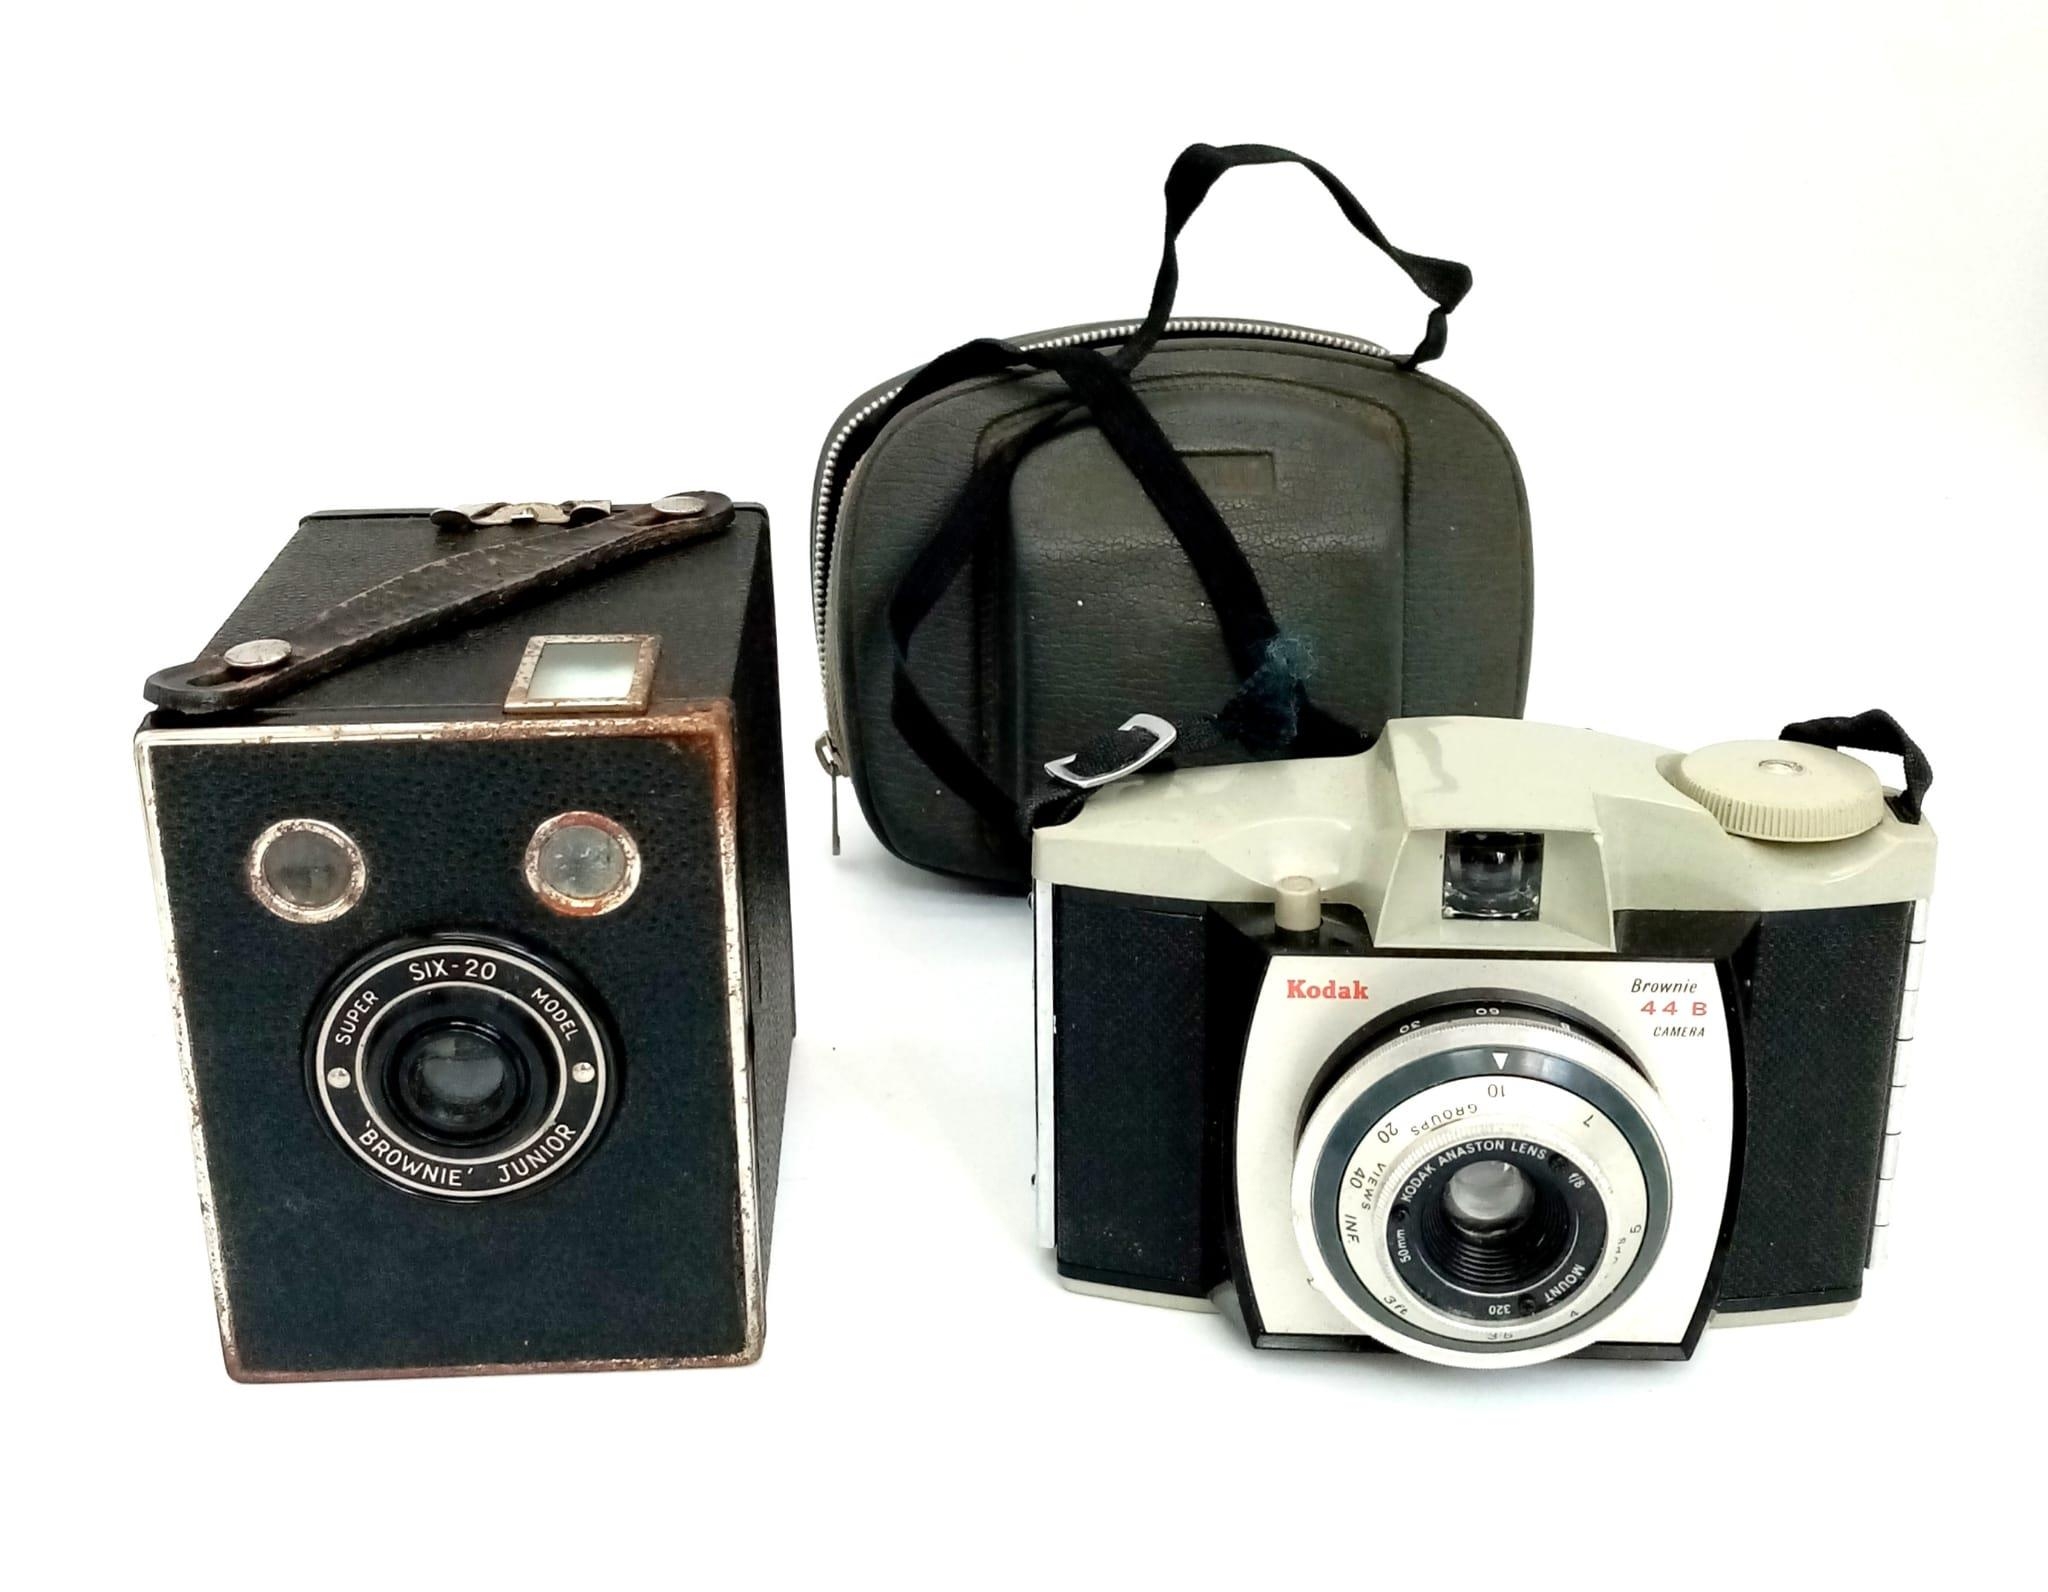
(1719, 903, 1914, 1309)
(1052, 889, 1220, 1297)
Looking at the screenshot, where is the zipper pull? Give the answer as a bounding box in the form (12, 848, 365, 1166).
(813, 732, 844, 856)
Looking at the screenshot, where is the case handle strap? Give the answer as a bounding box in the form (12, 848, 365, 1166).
(1778, 709, 1934, 824)
(1120, 142, 1473, 371)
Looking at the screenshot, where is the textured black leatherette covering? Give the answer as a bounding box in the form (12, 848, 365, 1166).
(1717, 903, 1913, 1310)
(1051, 888, 1223, 1296)
(825, 336, 1531, 883)
(151, 737, 748, 1373)
(143, 510, 794, 1376)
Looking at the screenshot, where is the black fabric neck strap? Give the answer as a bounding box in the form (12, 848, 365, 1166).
(872, 140, 1454, 865)
(1119, 142, 1472, 372)
(1778, 709, 1934, 823)
(886, 337, 1362, 869)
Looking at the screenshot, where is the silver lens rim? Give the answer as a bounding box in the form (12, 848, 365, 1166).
(522, 809, 643, 918)
(247, 817, 368, 924)
(1291, 1014, 1672, 1366)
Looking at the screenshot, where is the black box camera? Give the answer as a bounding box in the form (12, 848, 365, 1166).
(136, 494, 793, 1380)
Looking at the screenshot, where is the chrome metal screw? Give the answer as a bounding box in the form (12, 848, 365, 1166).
(326, 1068, 351, 1089)
(571, 1062, 596, 1084)
(224, 638, 292, 672)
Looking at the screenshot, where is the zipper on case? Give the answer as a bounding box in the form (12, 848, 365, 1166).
(807, 317, 1392, 845)
(812, 731, 844, 855)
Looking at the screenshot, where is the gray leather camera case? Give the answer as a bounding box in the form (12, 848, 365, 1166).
(811, 145, 1532, 886)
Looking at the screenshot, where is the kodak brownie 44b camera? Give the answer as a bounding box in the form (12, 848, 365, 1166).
(136, 494, 793, 1380)
(1032, 714, 1934, 1367)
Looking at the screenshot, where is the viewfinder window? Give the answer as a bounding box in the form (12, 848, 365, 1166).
(504, 634, 659, 715)
(1442, 830, 1544, 921)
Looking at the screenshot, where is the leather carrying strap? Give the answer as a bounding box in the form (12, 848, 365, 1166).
(145, 493, 734, 714)
(1779, 709, 1934, 823)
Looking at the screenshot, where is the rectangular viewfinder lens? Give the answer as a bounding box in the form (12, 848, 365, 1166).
(505, 635, 659, 714)
(1442, 830, 1544, 921)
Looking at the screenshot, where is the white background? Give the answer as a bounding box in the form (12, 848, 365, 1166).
(5, 3, 2043, 1584)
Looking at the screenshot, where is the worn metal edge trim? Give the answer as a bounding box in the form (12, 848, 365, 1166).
(222, 1347, 758, 1384)
(134, 733, 240, 1374)
(697, 702, 766, 1360)
(134, 706, 766, 1375)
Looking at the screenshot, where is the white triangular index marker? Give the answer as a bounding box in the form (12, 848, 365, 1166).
(1493, 1052, 1509, 1068)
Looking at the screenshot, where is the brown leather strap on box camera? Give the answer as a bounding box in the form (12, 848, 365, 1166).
(143, 493, 733, 715)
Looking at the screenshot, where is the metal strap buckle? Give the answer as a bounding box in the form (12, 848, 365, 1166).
(1043, 713, 1179, 791)
(430, 500, 614, 530)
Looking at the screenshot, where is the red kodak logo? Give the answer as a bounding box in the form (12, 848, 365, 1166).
(1285, 976, 1370, 1001)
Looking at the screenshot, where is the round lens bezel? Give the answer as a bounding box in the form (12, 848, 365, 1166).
(522, 810, 642, 918)
(247, 817, 368, 924)
(1292, 1009, 1671, 1360)
(306, 935, 613, 1201)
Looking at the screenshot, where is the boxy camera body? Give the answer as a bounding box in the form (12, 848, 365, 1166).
(136, 497, 793, 1380)
(1032, 716, 1933, 1367)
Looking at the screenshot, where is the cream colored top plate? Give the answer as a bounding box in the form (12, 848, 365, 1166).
(1033, 717, 1936, 949)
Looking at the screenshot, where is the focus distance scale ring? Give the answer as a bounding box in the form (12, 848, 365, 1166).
(1291, 1009, 1672, 1366)
(307, 935, 613, 1200)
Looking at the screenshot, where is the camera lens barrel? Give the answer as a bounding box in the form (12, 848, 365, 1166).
(1292, 1004, 1671, 1360)
(306, 935, 614, 1200)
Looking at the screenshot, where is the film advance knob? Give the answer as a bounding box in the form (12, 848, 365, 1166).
(1670, 739, 1887, 842)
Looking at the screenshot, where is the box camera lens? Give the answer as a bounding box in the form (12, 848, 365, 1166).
(391, 1023, 526, 1143)
(1442, 829, 1543, 920)
(309, 934, 615, 1200)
